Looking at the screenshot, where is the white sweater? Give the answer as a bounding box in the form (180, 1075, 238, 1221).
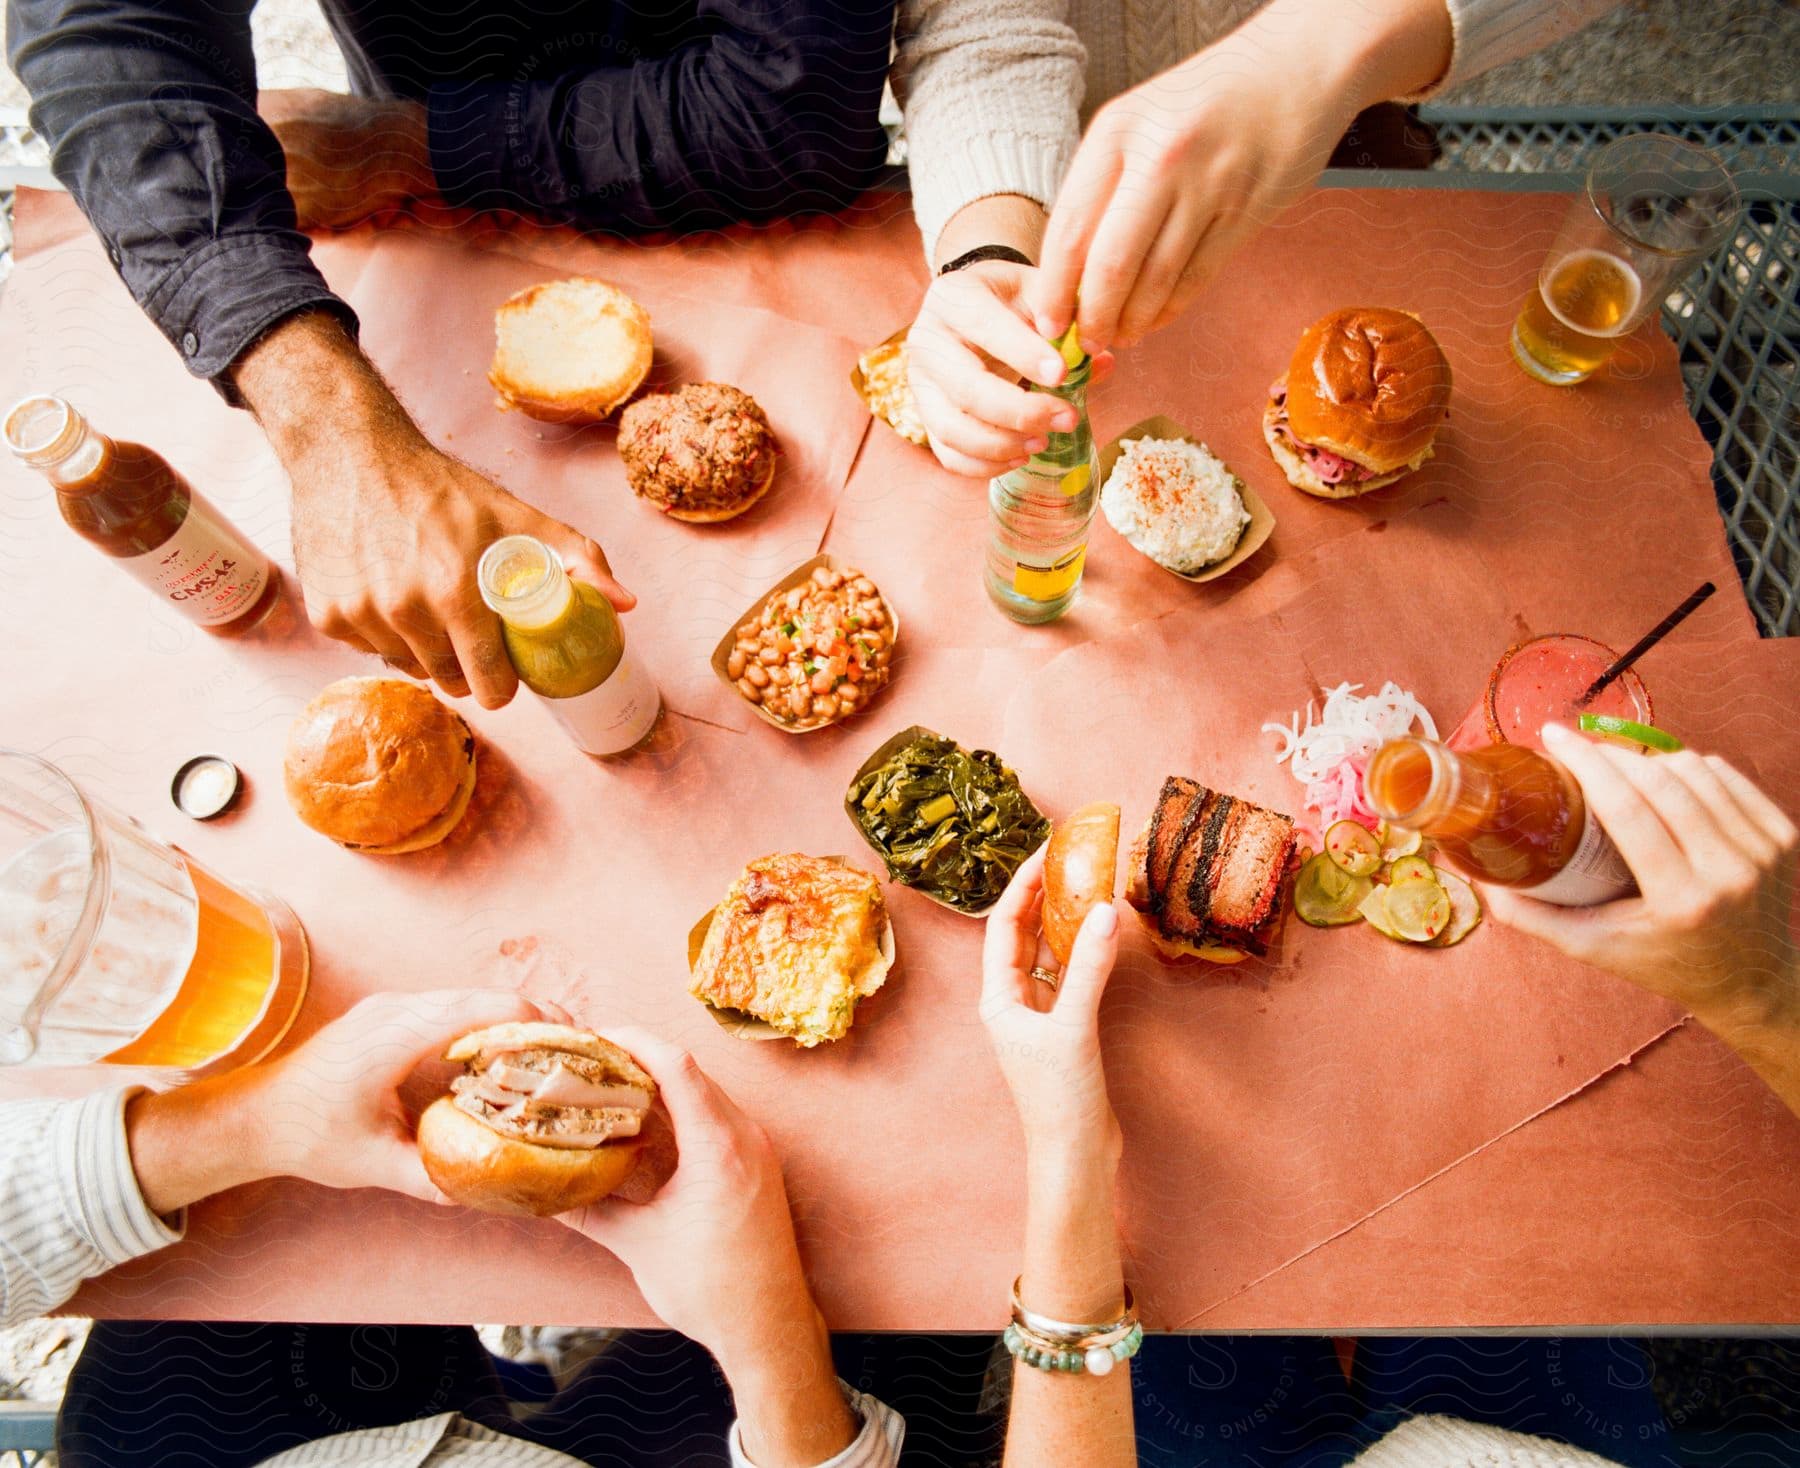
(893, 0, 1622, 258)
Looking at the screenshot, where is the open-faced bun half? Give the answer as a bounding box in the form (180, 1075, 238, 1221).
(1283, 307, 1451, 474)
(418, 1022, 657, 1218)
(1043, 802, 1121, 965)
(283, 676, 476, 854)
(489, 278, 654, 423)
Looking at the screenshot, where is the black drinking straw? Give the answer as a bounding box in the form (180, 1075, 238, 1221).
(1580, 581, 1717, 706)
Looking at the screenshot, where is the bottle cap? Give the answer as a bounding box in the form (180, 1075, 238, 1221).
(171, 755, 242, 820)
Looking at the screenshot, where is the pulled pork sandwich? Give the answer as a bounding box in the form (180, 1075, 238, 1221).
(1262, 307, 1451, 499)
(417, 1022, 655, 1216)
(618, 382, 777, 523)
(1126, 777, 1297, 962)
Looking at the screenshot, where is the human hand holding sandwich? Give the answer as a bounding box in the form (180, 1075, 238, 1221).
(1485, 727, 1800, 1116)
(562, 1030, 862, 1468)
(125, 988, 559, 1218)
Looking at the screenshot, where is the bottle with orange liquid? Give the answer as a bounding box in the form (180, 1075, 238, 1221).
(3, 394, 280, 632)
(1365, 736, 1635, 907)
(0, 752, 308, 1075)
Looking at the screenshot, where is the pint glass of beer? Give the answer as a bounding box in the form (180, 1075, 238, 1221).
(0, 751, 309, 1075)
(1512, 135, 1739, 386)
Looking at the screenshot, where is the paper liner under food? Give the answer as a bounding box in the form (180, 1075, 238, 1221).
(844, 723, 1049, 919)
(849, 325, 928, 447)
(685, 856, 896, 1043)
(1096, 415, 1276, 583)
(710, 553, 900, 734)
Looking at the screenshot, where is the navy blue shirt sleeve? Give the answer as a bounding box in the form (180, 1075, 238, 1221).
(425, 0, 896, 231)
(5, 0, 357, 394)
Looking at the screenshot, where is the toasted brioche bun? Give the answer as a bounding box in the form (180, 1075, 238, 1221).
(284, 677, 476, 854)
(1261, 393, 1421, 501)
(443, 1022, 653, 1083)
(489, 279, 653, 423)
(1283, 308, 1450, 475)
(1044, 802, 1120, 965)
(417, 1098, 643, 1217)
(664, 456, 777, 524)
(1123, 819, 1249, 965)
(420, 1023, 656, 1217)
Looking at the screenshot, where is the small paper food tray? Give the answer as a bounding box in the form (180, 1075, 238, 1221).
(1095, 414, 1275, 583)
(686, 856, 896, 1043)
(844, 723, 1048, 919)
(711, 553, 900, 734)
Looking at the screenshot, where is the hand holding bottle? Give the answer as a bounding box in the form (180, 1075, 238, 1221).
(1484, 724, 1800, 1113)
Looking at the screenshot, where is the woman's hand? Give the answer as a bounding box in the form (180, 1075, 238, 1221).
(564, 1033, 857, 1465)
(909, 261, 1083, 478)
(1027, 0, 1454, 352)
(981, 847, 1123, 1163)
(1486, 725, 1800, 1111)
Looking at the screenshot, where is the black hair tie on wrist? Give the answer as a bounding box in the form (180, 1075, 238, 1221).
(937, 244, 1035, 276)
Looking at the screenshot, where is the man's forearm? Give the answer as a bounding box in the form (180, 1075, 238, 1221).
(232, 309, 416, 463)
(1698, 965, 1800, 1117)
(714, 1287, 858, 1467)
(125, 1071, 281, 1218)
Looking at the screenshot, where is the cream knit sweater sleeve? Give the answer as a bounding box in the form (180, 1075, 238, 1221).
(890, 0, 1086, 261)
(1350, 1414, 1627, 1467)
(893, 0, 1620, 262)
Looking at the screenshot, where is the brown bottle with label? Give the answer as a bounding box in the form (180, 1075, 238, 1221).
(1365, 736, 1637, 907)
(3, 395, 279, 634)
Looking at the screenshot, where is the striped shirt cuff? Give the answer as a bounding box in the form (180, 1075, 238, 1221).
(55, 1086, 185, 1265)
(728, 1384, 904, 1468)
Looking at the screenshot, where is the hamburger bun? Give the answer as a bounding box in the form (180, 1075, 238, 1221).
(1261, 392, 1418, 501)
(1043, 802, 1120, 965)
(489, 278, 653, 423)
(618, 383, 778, 524)
(419, 1023, 656, 1217)
(284, 677, 476, 854)
(1281, 307, 1451, 477)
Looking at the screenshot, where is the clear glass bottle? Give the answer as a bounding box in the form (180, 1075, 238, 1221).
(3, 394, 280, 633)
(477, 534, 661, 758)
(984, 356, 1097, 625)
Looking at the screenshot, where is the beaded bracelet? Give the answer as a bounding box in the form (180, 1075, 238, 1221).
(1005, 1279, 1143, 1377)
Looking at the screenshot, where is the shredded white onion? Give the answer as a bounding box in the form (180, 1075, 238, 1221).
(1262, 682, 1438, 841)
(1262, 681, 1437, 781)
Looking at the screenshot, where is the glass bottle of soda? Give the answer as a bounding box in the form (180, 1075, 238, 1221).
(984, 332, 1097, 625)
(1365, 736, 1636, 906)
(3, 395, 279, 633)
(477, 534, 661, 757)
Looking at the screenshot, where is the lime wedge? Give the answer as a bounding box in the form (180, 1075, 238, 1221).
(1577, 712, 1683, 752)
(1051, 320, 1086, 370)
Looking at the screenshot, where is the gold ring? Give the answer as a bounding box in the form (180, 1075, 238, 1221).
(1029, 965, 1061, 990)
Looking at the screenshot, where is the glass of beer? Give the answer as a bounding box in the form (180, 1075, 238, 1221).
(1512, 134, 1739, 386)
(0, 751, 309, 1075)
(1447, 634, 1651, 754)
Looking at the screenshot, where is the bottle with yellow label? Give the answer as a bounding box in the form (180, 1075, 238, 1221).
(477, 534, 661, 757)
(983, 332, 1096, 624)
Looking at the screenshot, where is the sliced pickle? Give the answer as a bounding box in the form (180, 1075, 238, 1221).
(1385, 877, 1452, 943)
(1378, 823, 1423, 862)
(1324, 820, 1382, 878)
(1358, 886, 1405, 941)
(1295, 852, 1372, 927)
(1427, 869, 1483, 947)
(1386, 855, 1436, 885)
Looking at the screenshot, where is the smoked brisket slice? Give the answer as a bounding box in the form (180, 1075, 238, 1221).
(1145, 776, 1201, 917)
